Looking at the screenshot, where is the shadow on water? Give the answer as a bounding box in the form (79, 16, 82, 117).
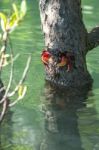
(0, 105, 44, 150)
(39, 81, 93, 150)
(0, 81, 96, 150)
(0, 110, 13, 150)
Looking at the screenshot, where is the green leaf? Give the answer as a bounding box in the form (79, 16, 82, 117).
(0, 12, 7, 31)
(18, 85, 27, 99)
(10, 13, 17, 26)
(8, 13, 18, 32)
(12, 3, 19, 20)
(20, 0, 27, 19)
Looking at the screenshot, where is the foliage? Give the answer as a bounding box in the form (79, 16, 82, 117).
(0, 0, 31, 122)
(0, 0, 27, 33)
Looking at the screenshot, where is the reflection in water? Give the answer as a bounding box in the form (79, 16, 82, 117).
(0, 110, 13, 150)
(0, 105, 44, 150)
(40, 81, 92, 150)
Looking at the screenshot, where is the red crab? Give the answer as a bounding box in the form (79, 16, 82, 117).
(41, 50, 51, 66)
(57, 54, 72, 71)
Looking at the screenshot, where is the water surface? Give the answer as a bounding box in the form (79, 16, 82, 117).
(0, 0, 99, 150)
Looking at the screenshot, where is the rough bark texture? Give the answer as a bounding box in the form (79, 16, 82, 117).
(87, 27, 99, 51)
(39, 0, 99, 87)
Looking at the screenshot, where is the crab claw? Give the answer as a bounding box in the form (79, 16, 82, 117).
(41, 50, 51, 65)
(66, 56, 73, 72)
(67, 63, 72, 72)
(57, 56, 68, 67)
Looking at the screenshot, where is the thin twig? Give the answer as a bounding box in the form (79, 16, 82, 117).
(0, 32, 8, 73)
(0, 86, 5, 93)
(0, 54, 14, 104)
(0, 35, 17, 104)
(13, 53, 20, 62)
(8, 55, 31, 98)
(9, 95, 24, 107)
(0, 50, 6, 72)
(0, 99, 7, 122)
(0, 38, 14, 104)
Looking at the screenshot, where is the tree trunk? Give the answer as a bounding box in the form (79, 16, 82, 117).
(39, 0, 98, 87)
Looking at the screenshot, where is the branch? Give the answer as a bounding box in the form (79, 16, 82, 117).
(87, 27, 99, 51)
(0, 99, 8, 122)
(8, 55, 31, 107)
(9, 94, 25, 107)
(8, 55, 31, 98)
(0, 50, 14, 104)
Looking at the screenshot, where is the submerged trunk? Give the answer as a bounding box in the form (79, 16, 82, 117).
(39, 0, 93, 87)
(40, 81, 92, 150)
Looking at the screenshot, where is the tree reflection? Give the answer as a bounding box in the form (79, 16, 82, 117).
(40, 81, 92, 150)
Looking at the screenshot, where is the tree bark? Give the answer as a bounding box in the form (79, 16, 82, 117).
(87, 27, 99, 51)
(39, 0, 98, 87)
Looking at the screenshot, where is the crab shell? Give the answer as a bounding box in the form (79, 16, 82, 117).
(57, 56, 68, 67)
(41, 50, 51, 65)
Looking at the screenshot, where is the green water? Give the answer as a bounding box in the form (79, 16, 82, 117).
(0, 0, 99, 150)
